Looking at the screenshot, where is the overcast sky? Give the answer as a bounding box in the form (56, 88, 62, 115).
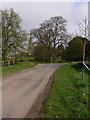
(1, 0, 89, 35)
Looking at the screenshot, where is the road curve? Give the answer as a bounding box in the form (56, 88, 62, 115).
(2, 64, 62, 118)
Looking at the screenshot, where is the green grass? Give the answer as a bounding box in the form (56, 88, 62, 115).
(0, 66, 2, 75)
(2, 61, 37, 75)
(41, 63, 88, 119)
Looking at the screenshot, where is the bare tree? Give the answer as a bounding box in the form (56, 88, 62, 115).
(77, 17, 89, 80)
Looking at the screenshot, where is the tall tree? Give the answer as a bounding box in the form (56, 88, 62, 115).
(0, 11, 2, 60)
(31, 16, 69, 61)
(1, 8, 28, 61)
(1, 9, 9, 61)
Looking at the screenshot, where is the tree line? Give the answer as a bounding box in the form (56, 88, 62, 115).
(1, 8, 90, 64)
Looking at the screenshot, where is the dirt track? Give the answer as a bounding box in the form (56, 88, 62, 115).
(2, 64, 62, 118)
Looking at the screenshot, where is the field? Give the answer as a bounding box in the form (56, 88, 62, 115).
(41, 63, 89, 119)
(2, 61, 37, 75)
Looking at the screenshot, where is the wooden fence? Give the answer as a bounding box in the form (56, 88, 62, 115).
(0, 60, 23, 67)
(0, 58, 34, 67)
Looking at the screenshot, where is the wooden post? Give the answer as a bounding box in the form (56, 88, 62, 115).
(82, 42, 86, 80)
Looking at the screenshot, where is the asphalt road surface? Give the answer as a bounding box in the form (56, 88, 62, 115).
(2, 64, 61, 118)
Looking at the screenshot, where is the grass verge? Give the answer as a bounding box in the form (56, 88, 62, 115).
(41, 63, 88, 119)
(2, 61, 37, 76)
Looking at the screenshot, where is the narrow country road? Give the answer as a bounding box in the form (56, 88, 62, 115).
(2, 64, 62, 118)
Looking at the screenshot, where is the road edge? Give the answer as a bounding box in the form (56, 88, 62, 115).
(25, 66, 61, 118)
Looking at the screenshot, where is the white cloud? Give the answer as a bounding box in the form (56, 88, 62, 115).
(1, 2, 88, 35)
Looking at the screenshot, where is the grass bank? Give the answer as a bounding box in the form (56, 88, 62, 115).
(2, 61, 37, 75)
(41, 63, 88, 119)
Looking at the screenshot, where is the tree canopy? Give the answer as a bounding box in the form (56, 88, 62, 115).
(63, 36, 84, 61)
(1, 8, 28, 61)
(31, 16, 69, 62)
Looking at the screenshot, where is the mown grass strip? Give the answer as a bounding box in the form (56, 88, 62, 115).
(41, 63, 88, 118)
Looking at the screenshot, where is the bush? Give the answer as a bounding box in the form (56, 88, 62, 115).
(63, 36, 83, 61)
(19, 59, 23, 63)
(34, 45, 51, 62)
